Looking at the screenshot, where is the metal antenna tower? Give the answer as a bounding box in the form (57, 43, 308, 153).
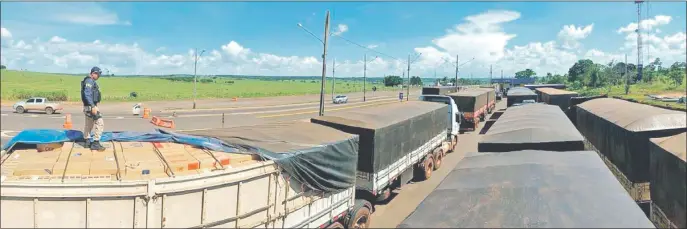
(635, 0, 644, 82)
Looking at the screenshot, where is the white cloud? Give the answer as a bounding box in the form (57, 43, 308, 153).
(49, 36, 67, 43)
(558, 24, 594, 49)
(617, 15, 671, 34)
(367, 44, 378, 49)
(332, 24, 349, 36)
(1, 27, 12, 38)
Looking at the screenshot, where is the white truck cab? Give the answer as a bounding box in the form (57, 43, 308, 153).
(419, 95, 460, 147)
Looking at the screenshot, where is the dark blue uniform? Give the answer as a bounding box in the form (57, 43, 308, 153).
(81, 77, 101, 107)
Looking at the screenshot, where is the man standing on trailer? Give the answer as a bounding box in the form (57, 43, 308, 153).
(81, 66, 106, 151)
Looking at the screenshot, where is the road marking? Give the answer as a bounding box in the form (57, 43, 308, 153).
(258, 100, 399, 118)
(161, 96, 393, 113)
(172, 98, 397, 118)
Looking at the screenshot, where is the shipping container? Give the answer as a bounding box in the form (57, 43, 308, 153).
(421, 86, 458, 95)
(398, 150, 655, 228)
(506, 87, 537, 107)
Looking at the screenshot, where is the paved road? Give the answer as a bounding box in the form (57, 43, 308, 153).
(369, 100, 506, 228)
(1, 89, 420, 147)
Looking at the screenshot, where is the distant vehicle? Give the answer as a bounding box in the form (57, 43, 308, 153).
(12, 97, 63, 114)
(333, 95, 348, 104)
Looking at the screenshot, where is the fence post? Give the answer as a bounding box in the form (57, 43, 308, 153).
(222, 113, 225, 128)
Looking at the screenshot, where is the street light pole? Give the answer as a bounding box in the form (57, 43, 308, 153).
(332, 58, 336, 100)
(455, 54, 459, 89)
(319, 11, 331, 116)
(364, 54, 367, 102)
(192, 48, 206, 109)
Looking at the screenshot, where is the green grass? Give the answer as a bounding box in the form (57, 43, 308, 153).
(572, 82, 686, 111)
(0, 70, 400, 102)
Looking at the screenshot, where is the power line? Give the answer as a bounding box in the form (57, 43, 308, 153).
(330, 33, 400, 61)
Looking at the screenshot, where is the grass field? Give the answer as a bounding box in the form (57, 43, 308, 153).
(0, 70, 401, 102)
(573, 82, 686, 110)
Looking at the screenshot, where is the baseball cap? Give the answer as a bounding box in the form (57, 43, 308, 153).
(90, 66, 102, 74)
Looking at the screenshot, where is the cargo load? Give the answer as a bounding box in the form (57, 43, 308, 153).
(448, 89, 489, 131)
(398, 150, 655, 228)
(524, 83, 566, 90)
(535, 87, 579, 111)
(0, 122, 361, 228)
(478, 104, 584, 152)
(567, 94, 608, 125)
(576, 98, 686, 201)
(476, 88, 497, 113)
(421, 86, 458, 95)
(311, 101, 448, 195)
(506, 87, 537, 107)
(649, 132, 686, 229)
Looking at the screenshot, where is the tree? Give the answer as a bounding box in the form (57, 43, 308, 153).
(410, 76, 423, 86)
(567, 59, 594, 83)
(668, 62, 686, 86)
(0, 65, 5, 70)
(383, 75, 403, 87)
(515, 69, 536, 79)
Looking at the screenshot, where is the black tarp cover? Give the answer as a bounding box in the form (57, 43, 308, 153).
(398, 150, 655, 228)
(311, 101, 447, 174)
(422, 86, 458, 95)
(576, 98, 687, 183)
(535, 87, 579, 111)
(182, 121, 359, 193)
(507, 87, 538, 107)
(478, 103, 584, 152)
(649, 132, 686, 228)
(447, 89, 488, 112)
(524, 84, 567, 90)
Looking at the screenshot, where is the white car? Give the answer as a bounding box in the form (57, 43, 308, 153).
(13, 97, 63, 114)
(333, 95, 348, 104)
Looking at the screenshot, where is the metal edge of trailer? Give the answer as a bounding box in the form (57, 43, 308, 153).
(355, 131, 447, 195)
(0, 160, 356, 228)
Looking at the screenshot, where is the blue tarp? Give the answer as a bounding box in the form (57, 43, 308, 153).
(1, 128, 359, 193)
(2, 129, 243, 154)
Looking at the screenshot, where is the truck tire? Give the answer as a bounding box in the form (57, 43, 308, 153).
(450, 135, 458, 152)
(433, 149, 443, 170)
(374, 188, 391, 203)
(45, 107, 54, 115)
(415, 156, 434, 181)
(346, 203, 371, 229)
(16, 106, 25, 114)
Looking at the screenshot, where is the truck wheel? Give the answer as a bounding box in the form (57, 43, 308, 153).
(327, 222, 345, 228)
(16, 106, 25, 114)
(416, 156, 434, 181)
(433, 149, 443, 170)
(346, 205, 371, 229)
(45, 107, 54, 115)
(450, 135, 458, 151)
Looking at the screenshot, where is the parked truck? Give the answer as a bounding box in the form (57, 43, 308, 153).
(418, 94, 460, 147)
(447, 89, 489, 132)
(0, 122, 370, 228)
(476, 87, 497, 113)
(311, 101, 455, 204)
(421, 86, 458, 96)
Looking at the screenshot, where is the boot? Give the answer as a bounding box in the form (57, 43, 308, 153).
(84, 138, 92, 147)
(90, 140, 106, 152)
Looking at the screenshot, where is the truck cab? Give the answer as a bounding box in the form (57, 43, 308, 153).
(419, 95, 460, 146)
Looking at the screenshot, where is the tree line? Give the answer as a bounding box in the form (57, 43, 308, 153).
(512, 58, 686, 90)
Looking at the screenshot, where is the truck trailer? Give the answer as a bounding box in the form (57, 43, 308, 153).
(311, 101, 454, 203)
(447, 89, 489, 132)
(506, 87, 538, 107)
(421, 86, 458, 96)
(0, 122, 370, 228)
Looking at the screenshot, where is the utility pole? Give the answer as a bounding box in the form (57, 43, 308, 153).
(192, 48, 205, 109)
(364, 54, 367, 102)
(454, 55, 459, 89)
(332, 58, 336, 100)
(318, 11, 331, 116)
(407, 55, 411, 101)
(489, 64, 493, 86)
(625, 54, 630, 95)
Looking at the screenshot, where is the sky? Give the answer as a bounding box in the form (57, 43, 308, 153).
(0, 1, 685, 78)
